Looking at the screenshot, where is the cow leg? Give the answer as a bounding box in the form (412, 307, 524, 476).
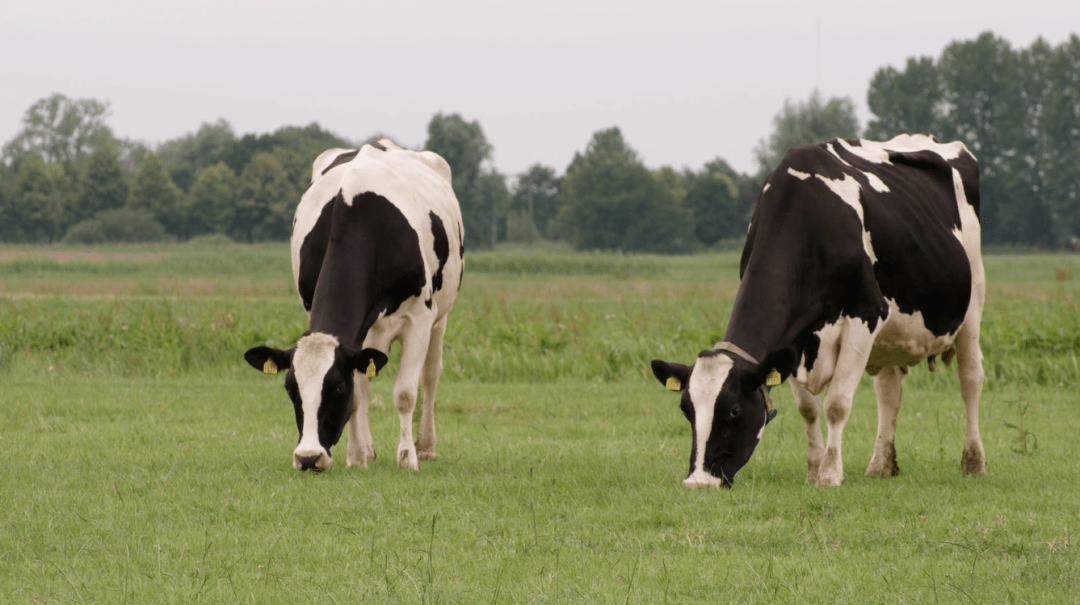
(866, 366, 903, 477)
(955, 314, 986, 474)
(416, 316, 447, 461)
(393, 325, 432, 471)
(817, 330, 875, 487)
(790, 380, 826, 484)
(346, 370, 377, 468)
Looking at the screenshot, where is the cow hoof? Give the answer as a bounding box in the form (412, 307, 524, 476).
(417, 449, 437, 461)
(816, 474, 844, 487)
(398, 449, 419, 471)
(347, 457, 369, 469)
(961, 448, 985, 475)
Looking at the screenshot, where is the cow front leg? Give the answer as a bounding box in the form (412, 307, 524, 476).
(790, 380, 826, 484)
(866, 366, 903, 477)
(416, 316, 447, 461)
(347, 370, 377, 468)
(393, 326, 431, 471)
(817, 330, 875, 487)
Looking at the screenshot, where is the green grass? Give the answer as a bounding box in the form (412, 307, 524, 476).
(1, 243, 1078, 602)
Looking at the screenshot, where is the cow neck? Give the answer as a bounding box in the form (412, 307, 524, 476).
(721, 261, 814, 368)
(307, 238, 379, 352)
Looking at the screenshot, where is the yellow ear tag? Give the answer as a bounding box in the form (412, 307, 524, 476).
(263, 359, 278, 375)
(765, 368, 781, 386)
(665, 376, 681, 391)
(366, 358, 377, 378)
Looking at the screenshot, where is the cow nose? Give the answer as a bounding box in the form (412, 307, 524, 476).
(296, 454, 321, 471)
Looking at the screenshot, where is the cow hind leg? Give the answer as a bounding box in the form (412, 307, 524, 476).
(956, 319, 986, 475)
(416, 316, 447, 461)
(791, 380, 826, 484)
(866, 366, 903, 477)
(347, 371, 377, 468)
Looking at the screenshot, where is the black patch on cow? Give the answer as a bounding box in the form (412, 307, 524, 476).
(701, 364, 768, 486)
(321, 150, 359, 175)
(297, 195, 336, 312)
(369, 141, 387, 151)
(305, 191, 426, 349)
(834, 143, 972, 337)
(457, 222, 465, 291)
(429, 211, 450, 292)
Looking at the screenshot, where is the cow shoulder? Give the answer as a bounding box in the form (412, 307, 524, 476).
(310, 148, 358, 183)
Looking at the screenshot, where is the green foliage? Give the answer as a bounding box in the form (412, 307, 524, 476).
(129, 153, 183, 235)
(559, 127, 693, 253)
(184, 162, 238, 238)
(865, 56, 942, 139)
(686, 171, 740, 246)
(754, 89, 860, 177)
(75, 143, 129, 223)
(61, 209, 168, 244)
(511, 163, 563, 241)
(231, 151, 293, 242)
(156, 118, 237, 191)
(4, 153, 67, 242)
(0, 92, 114, 168)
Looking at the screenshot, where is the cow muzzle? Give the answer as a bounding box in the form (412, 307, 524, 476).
(293, 448, 333, 472)
(682, 469, 730, 489)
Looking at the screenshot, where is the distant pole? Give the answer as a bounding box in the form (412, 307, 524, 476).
(527, 188, 535, 246)
(816, 18, 821, 89)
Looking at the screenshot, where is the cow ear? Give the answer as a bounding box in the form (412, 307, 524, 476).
(244, 346, 294, 375)
(346, 348, 389, 378)
(651, 360, 691, 393)
(756, 348, 798, 386)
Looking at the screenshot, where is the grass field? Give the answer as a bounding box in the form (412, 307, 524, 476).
(1, 243, 1078, 603)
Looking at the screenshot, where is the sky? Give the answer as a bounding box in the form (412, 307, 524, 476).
(2, 0, 1078, 177)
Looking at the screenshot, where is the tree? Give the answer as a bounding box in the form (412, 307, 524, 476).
(2, 93, 114, 169)
(1043, 35, 1080, 241)
(865, 56, 942, 140)
(424, 113, 496, 249)
(157, 119, 237, 190)
(753, 89, 860, 177)
(474, 169, 512, 248)
(558, 127, 692, 252)
(511, 164, 563, 241)
(75, 143, 128, 224)
(685, 171, 740, 246)
(129, 153, 183, 236)
(5, 154, 66, 242)
(232, 152, 293, 242)
(184, 162, 238, 238)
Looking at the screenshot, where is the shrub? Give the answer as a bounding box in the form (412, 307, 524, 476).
(62, 208, 169, 244)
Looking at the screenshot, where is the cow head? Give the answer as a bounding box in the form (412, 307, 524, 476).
(650, 349, 792, 488)
(244, 333, 388, 472)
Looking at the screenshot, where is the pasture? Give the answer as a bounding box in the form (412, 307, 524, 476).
(1, 243, 1078, 603)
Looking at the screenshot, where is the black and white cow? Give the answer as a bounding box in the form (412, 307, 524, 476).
(244, 139, 464, 472)
(651, 134, 985, 488)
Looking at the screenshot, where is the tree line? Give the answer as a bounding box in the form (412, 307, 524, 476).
(1, 31, 1078, 250)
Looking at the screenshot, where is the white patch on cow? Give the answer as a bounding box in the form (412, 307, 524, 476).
(827, 142, 852, 166)
(292, 332, 339, 469)
(756, 419, 766, 441)
(869, 300, 959, 368)
(865, 172, 890, 193)
(838, 133, 967, 165)
(787, 168, 811, 180)
(762, 183, 770, 194)
(815, 173, 878, 265)
(686, 354, 734, 482)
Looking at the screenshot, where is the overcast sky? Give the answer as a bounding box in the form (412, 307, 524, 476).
(2, 1, 1078, 177)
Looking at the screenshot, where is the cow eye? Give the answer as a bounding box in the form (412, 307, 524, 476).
(729, 407, 741, 418)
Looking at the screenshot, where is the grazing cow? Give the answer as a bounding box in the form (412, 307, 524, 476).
(244, 139, 464, 472)
(651, 134, 985, 488)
